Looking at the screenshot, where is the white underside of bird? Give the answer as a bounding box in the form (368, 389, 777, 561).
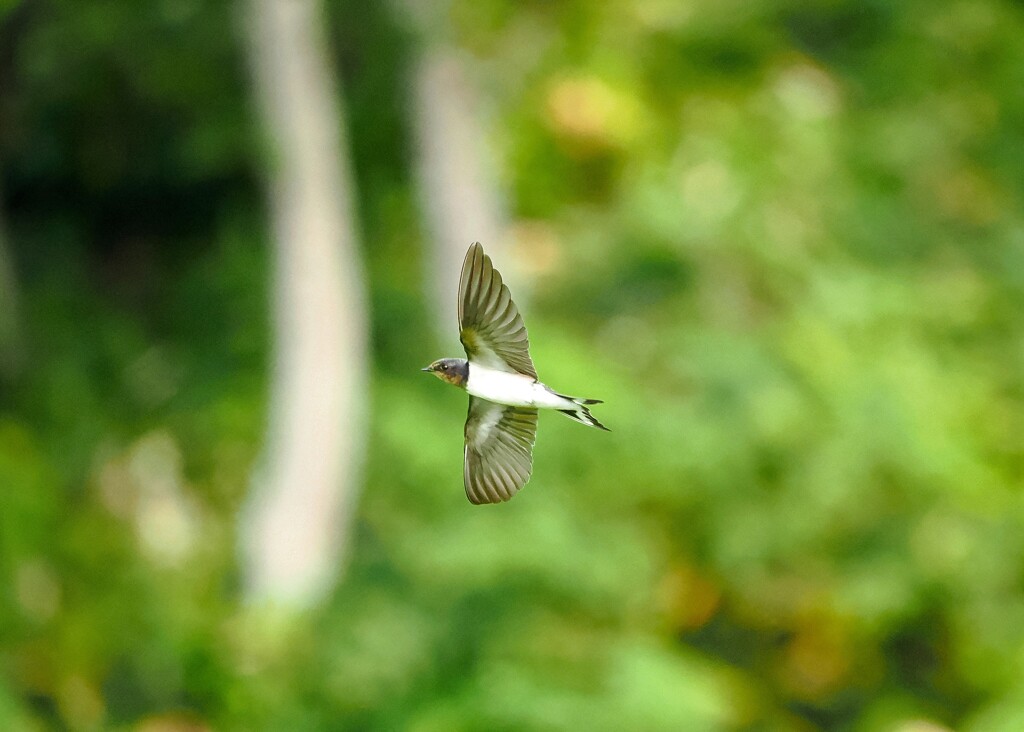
(465, 363, 573, 409)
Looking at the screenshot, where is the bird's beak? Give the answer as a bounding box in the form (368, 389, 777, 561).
(421, 366, 433, 372)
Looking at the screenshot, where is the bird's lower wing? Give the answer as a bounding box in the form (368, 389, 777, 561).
(464, 396, 538, 504)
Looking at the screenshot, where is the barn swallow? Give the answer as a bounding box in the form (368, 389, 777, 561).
(423, 242, 608, 504)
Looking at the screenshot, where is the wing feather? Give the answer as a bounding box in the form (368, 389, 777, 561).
(458, 243, 538, 379)
(464, 396, 538, 504)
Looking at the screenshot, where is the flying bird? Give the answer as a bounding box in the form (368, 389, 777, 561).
(423, 242, 608, 504)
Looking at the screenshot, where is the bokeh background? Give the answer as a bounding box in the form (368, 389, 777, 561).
(1, 1, 1023, 730)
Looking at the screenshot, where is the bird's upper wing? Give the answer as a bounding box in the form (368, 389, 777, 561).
(464, 396, 538, 504)
(458, 242, 538, 379)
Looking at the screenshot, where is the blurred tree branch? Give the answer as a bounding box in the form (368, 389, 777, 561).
(401, 6, 510, 340)
(240, 0, 368, 608)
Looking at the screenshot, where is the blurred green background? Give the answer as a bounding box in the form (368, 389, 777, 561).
(1, 1, 1023, 730)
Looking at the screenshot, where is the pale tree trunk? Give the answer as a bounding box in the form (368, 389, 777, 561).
(410, 44, 512, 341)
(241, 0, 368, 608)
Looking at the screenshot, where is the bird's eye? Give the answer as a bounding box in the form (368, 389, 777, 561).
(440, 364, 447, 371)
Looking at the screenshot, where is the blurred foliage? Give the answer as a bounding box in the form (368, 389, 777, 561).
(1, 0, 1023, 730)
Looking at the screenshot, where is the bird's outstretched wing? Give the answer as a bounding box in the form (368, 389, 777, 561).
(464, 396, 537, 504)
(458, 242, 537, 379)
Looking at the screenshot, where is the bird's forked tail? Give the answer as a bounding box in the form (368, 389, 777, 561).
(555, 395, 610, 431)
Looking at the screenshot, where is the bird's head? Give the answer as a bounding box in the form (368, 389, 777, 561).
(422, 358, 469, 388)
